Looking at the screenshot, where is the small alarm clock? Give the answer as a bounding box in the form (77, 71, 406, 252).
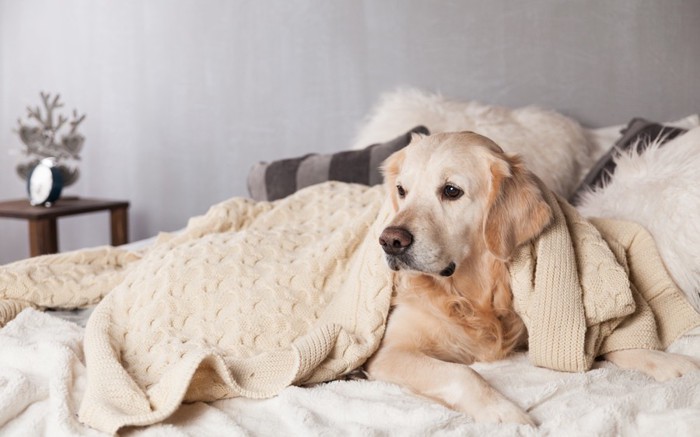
(27, 158, 64, 206)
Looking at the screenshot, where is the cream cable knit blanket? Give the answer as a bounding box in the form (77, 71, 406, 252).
(1, 181, 699, 434)
(0, 247, 141, 326)
(509, 183, 700, 372)
(1, 182, 394, 434)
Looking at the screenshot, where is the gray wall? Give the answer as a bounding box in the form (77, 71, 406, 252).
(1, 0, 699, 264)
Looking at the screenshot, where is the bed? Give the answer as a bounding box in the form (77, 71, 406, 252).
(2, 89, 700, 436)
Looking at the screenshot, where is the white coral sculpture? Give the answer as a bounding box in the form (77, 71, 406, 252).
(15, 92, 86, 186)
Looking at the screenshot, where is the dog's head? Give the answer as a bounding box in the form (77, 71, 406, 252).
(379, 131, 552, 277)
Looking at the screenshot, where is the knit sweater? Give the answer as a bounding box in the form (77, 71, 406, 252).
(509, 183, 700, 372)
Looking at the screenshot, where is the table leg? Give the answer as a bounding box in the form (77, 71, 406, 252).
(110, 206, 129, 246)
(28, 218, 58, 256)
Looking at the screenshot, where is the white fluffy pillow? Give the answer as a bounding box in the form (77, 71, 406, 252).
(577, 127, 700, 311)
(353, 88, 595, 198)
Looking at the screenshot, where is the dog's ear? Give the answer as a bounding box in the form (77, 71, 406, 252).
(381, 148, 406, 211)
(483, 154, 552, 260)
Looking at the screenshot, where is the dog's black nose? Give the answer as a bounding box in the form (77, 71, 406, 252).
(379, 227, 414, 255)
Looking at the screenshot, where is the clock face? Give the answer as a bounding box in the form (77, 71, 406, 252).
(29, 164, 56, 205)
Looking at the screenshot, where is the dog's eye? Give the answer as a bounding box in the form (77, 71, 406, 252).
(396, 185, 406, 198)
(442, 184, 463, 200)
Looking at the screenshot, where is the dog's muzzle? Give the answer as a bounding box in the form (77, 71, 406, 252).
(379, 227, 456, 277)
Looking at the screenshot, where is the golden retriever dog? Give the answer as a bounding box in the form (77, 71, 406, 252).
(365, 131, 700, 425)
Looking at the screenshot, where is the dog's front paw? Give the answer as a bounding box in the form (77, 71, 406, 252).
(605, 349, 700, 382)
(462, 396, 535, 426)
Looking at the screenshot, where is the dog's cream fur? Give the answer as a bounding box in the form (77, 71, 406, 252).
(366, 132, 700, 425)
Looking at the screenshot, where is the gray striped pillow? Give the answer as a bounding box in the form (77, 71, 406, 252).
(247, 126, 429, 201)
(569, 118, 687, 204)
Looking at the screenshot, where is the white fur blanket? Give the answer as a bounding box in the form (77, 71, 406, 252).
(2, 308, 700, 436)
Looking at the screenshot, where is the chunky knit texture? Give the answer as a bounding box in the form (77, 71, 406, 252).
(1, 182, 393, 434)
(80, 182, 393, 434)
(509, 183, 700, 372)
(0, 248, 142, 327)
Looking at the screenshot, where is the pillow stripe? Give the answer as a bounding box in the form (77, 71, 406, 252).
(368, 144, 387, 186)
(247, 162, 268, 202)
(296, 154, 333, 191)
(264, 154, 310, 201)
(367, 127, 428, 185)
(328, 148, 371, 184)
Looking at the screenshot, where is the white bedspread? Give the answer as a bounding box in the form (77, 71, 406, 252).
(2, 308, 699, 436)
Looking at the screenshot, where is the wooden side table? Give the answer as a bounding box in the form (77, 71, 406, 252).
(0, 197, 129, 257)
